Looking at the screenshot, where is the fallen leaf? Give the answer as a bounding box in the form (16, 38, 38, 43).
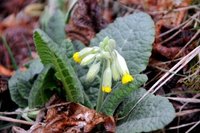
(0, 65, 13, 76)
(66, 0, 108, 45)
(24, 97, 116, 133)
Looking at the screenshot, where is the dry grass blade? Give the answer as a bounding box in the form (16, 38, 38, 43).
(168, 121, 199, 130)
(185, 120, 200, 133)
(167, 97, 200, 103)
(150, 4, 200, 15)
(176, 109, 200, 117)
(0, 116, 34, 125)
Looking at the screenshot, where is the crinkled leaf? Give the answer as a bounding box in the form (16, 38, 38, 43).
(116, 88, 175, 133)
(43, 9, 65, 44)
(8, 59, 43, 107)
(91, 12, 155, 74)
(80, 76, 100, 108)
(101, 74, 148, 115)
(62, 39, 74, 59)
(33, 29, 84, 103)
(72, 40, 86, 51)
(28, 65, 57, 108)
(17, 80, 32, 100)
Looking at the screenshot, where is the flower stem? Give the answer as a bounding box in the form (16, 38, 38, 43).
(96, 60, 106, 112)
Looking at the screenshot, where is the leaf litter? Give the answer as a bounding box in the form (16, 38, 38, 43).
(13, 96, 116, 133)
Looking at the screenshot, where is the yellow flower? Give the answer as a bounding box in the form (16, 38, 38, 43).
(102, 86, 112, 93)
(73, 52, 82, 63)
(102, 60, 112, 93)
(122, 73, 134, 84)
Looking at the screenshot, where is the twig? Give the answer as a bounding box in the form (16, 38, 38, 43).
(176, 109, 200, 117)
(167, 97, 200, 103)
(172, 5, 200, 12)
(150, 4, 200, 15)
(0, 108, 39, 115)
(185, 120, 200, 133)
(0, 116, 34, 125)
(46, 102, 71, 109)
(0, 111, 21, 115)
(164, 90, 200, 97)
(168, 121, 199, 130)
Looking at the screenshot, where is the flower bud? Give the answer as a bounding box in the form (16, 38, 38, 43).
(80, 54, 96, 66)
(111, 59, 120, 81)
(101, 51, 111, 60)
(100, 36, 109, 49)
(105, 39, 116, 52)
(79, 47, 94, 57)
(86, 62, 101, 82)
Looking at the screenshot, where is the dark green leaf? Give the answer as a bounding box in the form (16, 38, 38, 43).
(44, 10, 65, 44)
(33, 29, 84, 103)
(91, 12, 155, 74)
(116, 88, 175, 133)
(101, 74, 148, 115)
(81, 76, 100, 108)
(28, 65, 56, 108)
(17, 80, 32, 100)
(8, 59, 43, 107)
(62, 39, 74, 59)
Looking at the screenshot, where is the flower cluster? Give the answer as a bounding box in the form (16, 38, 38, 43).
(73, 37, 134, 93)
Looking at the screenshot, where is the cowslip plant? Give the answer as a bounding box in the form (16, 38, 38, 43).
(73, 37, 134, 111)
(8, 11, 175, 133)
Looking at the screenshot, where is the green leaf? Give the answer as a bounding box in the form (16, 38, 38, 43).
(91, 12, 155, 74)
(101, 74, 148, 115)
(17, 80, 32, 100)
(81, 77, 100, 108)
(43, 9, 66, 44)
(28, 65, 56, 108)
(8, 59, 43, 107)
(83, 91, 93, 109)
(62, 39, 74, 59)
(116, 88, 175, 133)
(33, 29, 84, 103)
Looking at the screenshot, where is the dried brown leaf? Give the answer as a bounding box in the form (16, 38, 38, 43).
(66, 0, 108, 45)
(25, 100, 116, 133)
